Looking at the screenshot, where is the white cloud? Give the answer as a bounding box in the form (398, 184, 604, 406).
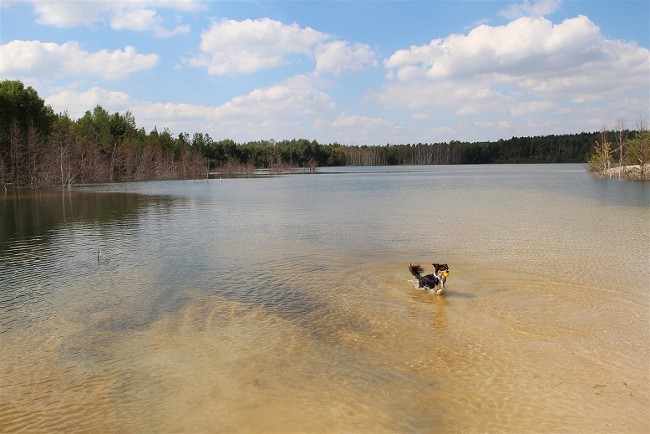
(377, 12, 649, 141)
(110, 7, 190, 37)
(510, 100, 556, 116)
(189, 17, 376, 76)
(43, 75, 410, 145)
(20, 3, 647, 146)
(44, 75, 336, 140)
(28, 0, 201, 36)
(385, 15, 603, 81)
(499, 0, 561, 19)
(46, 87, 232, 136)
(518, 38, 650, 98)
(190, 18, 327, 75)
(0, 40, 159, 80)
(221, 75, 335, 120)
(326, 114, 396, 144)
(46, 87, 133, 118)
(31, 1, 112, 27)
(465, 18, 490, 30)
(111, 7, 158, 32)
(377, 80, 507, 113)
(380, 14, 649, 117)
(473, 120, 515, 130)
(384, 43, 441, 81)
(331, 113, 392, 129)
(314, 41, 377, 74)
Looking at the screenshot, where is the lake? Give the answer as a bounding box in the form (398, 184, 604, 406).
(1, 164, 648, 433)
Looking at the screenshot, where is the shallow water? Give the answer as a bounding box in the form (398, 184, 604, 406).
(1, 164, 648, 433)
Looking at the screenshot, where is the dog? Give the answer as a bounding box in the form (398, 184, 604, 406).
(409, 263, 450, 295)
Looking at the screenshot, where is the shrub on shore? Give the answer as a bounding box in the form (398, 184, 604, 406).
(588, 122, 649, 181)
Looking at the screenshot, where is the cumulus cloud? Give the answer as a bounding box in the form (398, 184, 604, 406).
(190, 18, 327, 75)
(381, 14, 649, 108)
(189, 17, 376, 76)
(222, 75, 334, 117)
(44, 75, 336, 139)
(331, 113, 392, 129)
(110, 7, 190, 37)
(43, 73, 410, 144)
(28, 0, 200, 36)
(519, 37, 649, 98)
(31, 1, 112, 27)
(0, 40, 159, 80)
(510, 100, 556, 116)
(314, 41, 378, 74)
(46, 87, 231, 136)
(46, 87, 133, 118)
(324, 114, 396, 144)
(473, 120, 515, 130)
(499, 0, 561, 19)
(379, 12, 649, 139)
(377, 80, 508, 114)
(385, 15, 603, 81)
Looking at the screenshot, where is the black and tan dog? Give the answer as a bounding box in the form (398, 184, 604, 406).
(409, 263, 450, 294)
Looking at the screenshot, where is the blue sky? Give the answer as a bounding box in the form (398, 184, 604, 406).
(1, 0, 649, 145)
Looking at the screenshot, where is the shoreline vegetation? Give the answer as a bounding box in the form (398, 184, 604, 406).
(602, 165, 650, 180)
(2, 80, 649, 188)
(586, 124, 650, 181)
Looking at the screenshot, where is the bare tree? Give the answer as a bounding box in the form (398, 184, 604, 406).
(613, 118, 628, 178)
(600, 127, 611, 170)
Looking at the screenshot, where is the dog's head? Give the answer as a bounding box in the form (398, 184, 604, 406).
(432, 263, 449, 278)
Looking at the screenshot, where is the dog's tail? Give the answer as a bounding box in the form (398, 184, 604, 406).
(409, 263, 423, 278)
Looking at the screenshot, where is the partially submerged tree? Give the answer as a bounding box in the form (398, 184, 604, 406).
(588, 139, 613, 174)
(613, 117, 628, 178)
(588, 118, 650, 181)
(623, 120, 650, 181)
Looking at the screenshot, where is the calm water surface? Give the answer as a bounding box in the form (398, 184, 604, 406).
(1, 164, 648, 433)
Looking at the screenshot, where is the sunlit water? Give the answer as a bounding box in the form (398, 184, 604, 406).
(1, 164, 648, 433)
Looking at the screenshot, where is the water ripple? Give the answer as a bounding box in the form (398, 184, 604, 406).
(1, 167, 648, 433)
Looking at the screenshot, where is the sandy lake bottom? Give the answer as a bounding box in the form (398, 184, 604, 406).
(1, 164, 648, 432)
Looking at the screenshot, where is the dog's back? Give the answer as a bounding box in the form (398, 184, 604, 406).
(409, 263, 439, 289)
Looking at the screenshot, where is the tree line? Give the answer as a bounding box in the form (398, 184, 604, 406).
(198, 132, 599, 172)
(2, 79, 645, 187)
(1, 80, 206, 188)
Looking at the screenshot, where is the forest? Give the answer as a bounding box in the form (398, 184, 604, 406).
(0, 79, 641, 187)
